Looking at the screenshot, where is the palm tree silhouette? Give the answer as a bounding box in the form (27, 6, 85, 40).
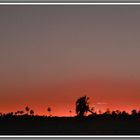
(47, 107, 51, 116)
(25, 106, 30, 115)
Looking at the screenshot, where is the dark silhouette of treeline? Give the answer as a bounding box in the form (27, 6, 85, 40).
(75, 95, 140, 118)
(1, 108, 140, 118)
(0, 96, 140, 135)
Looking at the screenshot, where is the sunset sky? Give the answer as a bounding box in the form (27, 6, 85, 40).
(1, 5, 140, 116)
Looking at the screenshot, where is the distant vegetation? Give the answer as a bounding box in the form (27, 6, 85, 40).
(0, 96, 140, 135)
(0, 95, 140, 118)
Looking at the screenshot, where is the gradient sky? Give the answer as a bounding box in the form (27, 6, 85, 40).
(1, 5, 140, 116)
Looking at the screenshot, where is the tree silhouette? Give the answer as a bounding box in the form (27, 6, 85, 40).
(121, 111, 128, 117)
(115, 110, 121, 115)
(17, 111, 21, 116)
(69, 110, 72, 116)
(47, 107, 51, 116)
(138, 110, 140, 116)
(75, 96, 90, 117)
(105, 108, 111, 115)
(131, 109, 137, 116)
(112, 111, 117, 117)
(15, 111, 20, 116)
(90, 107, 95, 112)
(15, 111, 18, 115)
(98, 110, 102, 115)
(6, 112, 13, 117)
(30, 110, 34, 116)
(25, 106, 30, 115)
(20, 111, 24, 115)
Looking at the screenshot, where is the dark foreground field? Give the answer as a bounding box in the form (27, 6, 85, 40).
(0, 116, 140, 135)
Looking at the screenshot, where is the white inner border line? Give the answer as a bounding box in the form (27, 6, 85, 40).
(0, 2, 140, 5)
(0, 2, 140, 137)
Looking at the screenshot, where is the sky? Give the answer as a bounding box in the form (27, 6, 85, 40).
(0, 5, 140, 116)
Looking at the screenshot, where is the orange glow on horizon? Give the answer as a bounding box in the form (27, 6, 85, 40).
(0, 78, 140, 116)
